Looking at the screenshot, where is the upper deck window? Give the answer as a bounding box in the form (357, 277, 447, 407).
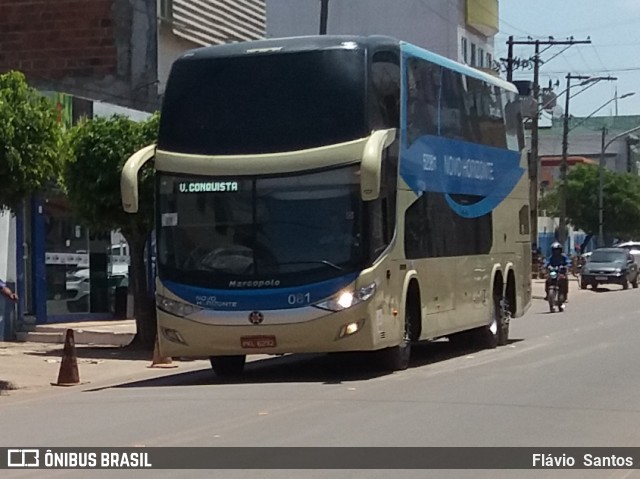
(159, 49, 367, 155)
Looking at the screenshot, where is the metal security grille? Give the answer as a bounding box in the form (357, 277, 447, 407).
(169, 0, 266, 46)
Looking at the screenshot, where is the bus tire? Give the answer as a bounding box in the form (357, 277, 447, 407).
(474, 292, 506, 349)
(497, 295, 511, 346)
(210, 355, 246, 377)
(379, 291, 418, 371)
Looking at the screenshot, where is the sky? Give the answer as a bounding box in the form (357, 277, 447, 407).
(497, 0, 640, 118)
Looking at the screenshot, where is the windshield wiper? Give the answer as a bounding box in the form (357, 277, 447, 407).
(276, 260, 344, 271)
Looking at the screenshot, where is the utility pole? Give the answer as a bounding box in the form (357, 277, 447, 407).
(504, 37, 591, 248)
(529, 42, 540, 249)
(319, 0, 329, 35)
(558, 74, 591, 247)
(506, 36, 514, 82)
(598, 126, 606, 247)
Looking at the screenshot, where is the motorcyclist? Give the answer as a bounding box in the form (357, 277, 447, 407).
(544, 242, 571, 301)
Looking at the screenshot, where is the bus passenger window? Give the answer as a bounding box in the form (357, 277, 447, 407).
(406, 58, 440, 144)
(370, 51, 401, 130)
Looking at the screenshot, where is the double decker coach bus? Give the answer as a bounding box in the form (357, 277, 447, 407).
(121, 35, 530, 376)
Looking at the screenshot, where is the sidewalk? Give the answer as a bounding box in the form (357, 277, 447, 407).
(16, 320, 136, 346)
(2, 320, 183, 395)
(532, 279, 545, 299)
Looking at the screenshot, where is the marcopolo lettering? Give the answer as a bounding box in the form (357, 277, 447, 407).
(178, 181, 239, 193)
(229, 279, 281, 288)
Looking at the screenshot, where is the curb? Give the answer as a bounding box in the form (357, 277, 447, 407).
(16, 330, 134, 347)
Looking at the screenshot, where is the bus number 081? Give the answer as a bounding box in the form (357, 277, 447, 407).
(288, 293, 311, 305)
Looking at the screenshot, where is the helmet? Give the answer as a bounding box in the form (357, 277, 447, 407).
(551, 242, 562, 252)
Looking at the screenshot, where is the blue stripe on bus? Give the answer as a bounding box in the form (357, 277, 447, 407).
(163, 273, 359, 311)
(399, 135, 524, 218)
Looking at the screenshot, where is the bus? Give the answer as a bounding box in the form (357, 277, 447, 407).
(121, 35, 531, 376)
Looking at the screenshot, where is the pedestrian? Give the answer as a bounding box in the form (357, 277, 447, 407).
(0, 277, 18, 302)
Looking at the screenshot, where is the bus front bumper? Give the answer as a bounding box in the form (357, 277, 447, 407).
(156, 304, 396, 358)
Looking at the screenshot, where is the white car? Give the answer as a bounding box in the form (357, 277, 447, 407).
(65, 268, 90, 312)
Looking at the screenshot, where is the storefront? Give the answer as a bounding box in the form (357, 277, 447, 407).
(10, 93, 152, 326)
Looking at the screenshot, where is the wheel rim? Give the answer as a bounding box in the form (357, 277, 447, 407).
(489, 315, 498, 335)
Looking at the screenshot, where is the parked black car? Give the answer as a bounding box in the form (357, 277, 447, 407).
(580, 248, 639, 290)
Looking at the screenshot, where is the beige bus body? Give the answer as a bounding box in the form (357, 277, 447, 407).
(122, 131, 530, 359)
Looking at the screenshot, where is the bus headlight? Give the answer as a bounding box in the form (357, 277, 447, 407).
(156, 294, 202, 318)
(314, 282, 376, 312)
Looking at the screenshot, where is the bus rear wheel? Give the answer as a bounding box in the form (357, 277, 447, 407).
(210, 355, 246, 377)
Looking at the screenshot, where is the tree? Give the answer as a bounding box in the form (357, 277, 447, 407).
(0, 71, 66, 209)
(542, 164, 640, 241)
(65, 114, 159, 348)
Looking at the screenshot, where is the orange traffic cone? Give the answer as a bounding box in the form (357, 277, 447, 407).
(148, 336, 178, 368)
(51, 329, 81, 386)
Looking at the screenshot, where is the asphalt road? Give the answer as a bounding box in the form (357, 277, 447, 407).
(2, 283, 640, 479)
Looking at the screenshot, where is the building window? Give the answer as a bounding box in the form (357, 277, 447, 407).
(486, 52, 492, 69)
(478, 47, 484, 67)
(470, 43, 477, 67)
(461, 37, 468, 64)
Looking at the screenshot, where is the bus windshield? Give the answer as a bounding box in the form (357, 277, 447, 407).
(157, 165, 366, 288)
(158, 49, 367, 155)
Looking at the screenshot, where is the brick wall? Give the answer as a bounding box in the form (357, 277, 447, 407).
(0, 0, 159, 112)
(0, 0, 118, 81)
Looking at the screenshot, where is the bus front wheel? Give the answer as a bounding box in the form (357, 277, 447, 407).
(210, 355, 246, 377)
(379, 290, 419, 371)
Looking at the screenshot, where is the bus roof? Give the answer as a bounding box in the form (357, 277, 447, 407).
(176, 35, 399, 61)
(174, 35, 517, 93)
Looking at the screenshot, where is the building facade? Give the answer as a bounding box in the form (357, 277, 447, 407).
(538, 115, 640, 179)
(0, 1, 266, 334)
(266, 0, 498, 69)
(158, 0, 265, 93)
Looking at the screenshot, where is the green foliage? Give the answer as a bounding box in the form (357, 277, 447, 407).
(65, 113, 159, 236)
(0, 71, 66, 210)
(539, 189, 559, 217)
(557, 164, 640, 239)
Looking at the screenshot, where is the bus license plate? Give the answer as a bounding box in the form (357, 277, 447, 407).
(241, 335, 277, 348)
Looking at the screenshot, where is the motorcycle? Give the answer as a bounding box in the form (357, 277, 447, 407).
(547, 265, 567, 313)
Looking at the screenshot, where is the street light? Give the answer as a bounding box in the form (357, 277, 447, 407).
(599, 117, 640, 247)
(571, 92, 634, 132)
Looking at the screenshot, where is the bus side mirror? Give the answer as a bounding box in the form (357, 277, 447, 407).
(121, 144, 156, 213)
(360, 129, 396, 201)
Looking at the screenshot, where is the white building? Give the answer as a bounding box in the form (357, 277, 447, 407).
(266, 0, 498, 68)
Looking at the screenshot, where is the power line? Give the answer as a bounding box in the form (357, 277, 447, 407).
(576, 47, 595, 76)
(548, 16, 640, 35)
(543, 67, 640, 74)
(542, 44, 574, 65)
(591, 45, 609, 72)
(557, 50, 579, 76)
(594, 42, 640, 48)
